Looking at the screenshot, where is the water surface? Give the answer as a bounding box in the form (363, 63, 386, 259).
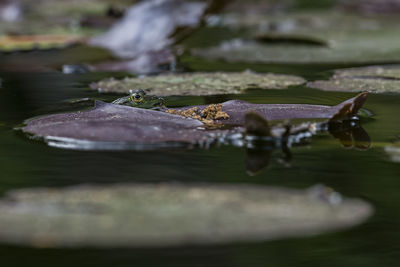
(0, 47, 399, 267)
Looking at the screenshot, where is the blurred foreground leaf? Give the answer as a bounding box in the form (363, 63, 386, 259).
(0, 183, 372, 248)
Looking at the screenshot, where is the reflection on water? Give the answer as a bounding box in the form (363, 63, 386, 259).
(41, 136, 195, 151)
(329, 118, 371, 150)
(246, 118, 371, 175)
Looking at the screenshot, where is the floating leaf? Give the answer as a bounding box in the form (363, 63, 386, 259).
(0, 183, 372, 248)
(194, 12, 400, 64)
(0, 34, 85, 52)
(308, 65, 400, 93)
(90, 71, 306, 96)
(173, 92, 368, 125)
(23, 101, 206, 148)
(338, 0, 400, 14)
(254, 33, 328, 47)
(0, 0, 129, 51)
(21, 93, 368, 149)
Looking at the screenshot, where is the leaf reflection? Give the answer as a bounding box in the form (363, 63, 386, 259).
(244, 118, 371, 175)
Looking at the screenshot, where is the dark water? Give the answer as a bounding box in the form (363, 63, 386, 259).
(0, 47, 400, 267)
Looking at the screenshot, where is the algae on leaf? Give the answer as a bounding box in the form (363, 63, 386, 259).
(0, 183, 372, 248)
(308, 65, 400, 93)
(91, 71, 306, 96)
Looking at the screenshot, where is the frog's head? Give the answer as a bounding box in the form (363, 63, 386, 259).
(129, 89, 146, 104)
(128, 89, 165, 109)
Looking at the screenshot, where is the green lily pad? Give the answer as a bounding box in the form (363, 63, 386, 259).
(90, 71, 306, 96)
(0, 0, 116, 34)
(193, 12, 400, 64)
(0, 183, 372, 248)
(0, 0, 131, 51)
(0, 34, 85, 52)
(331, 65, 400, 78)
(308, 65, 400, 93)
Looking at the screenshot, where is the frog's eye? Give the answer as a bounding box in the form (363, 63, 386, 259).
(130, 93, 143, 103)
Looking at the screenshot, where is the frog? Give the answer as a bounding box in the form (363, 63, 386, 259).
(112, 89, 165, 110)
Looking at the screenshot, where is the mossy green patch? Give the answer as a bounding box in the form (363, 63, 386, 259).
(91, 71, 306, 96)
(308, 65, 400, 93)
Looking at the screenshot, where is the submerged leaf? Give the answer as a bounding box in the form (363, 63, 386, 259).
(308, 65, 400, 93)
(0, 183, 372, 248)
(90, 71, 306, 96)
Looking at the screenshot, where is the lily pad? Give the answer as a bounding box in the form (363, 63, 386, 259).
(172, 92, 368, 125)
(194, 12, 400, 64)
(22, 101, 207, 149)
(90, 71, 306, 96)
(21, 93, 368, 150)
(0, 0, 130, 51)
(338, 0, 400, 14)
(0, 34, 85, 52)
(308, 65, 400, 93)
(0, 183, 372, 248)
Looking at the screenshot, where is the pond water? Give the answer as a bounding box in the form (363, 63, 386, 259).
(0, 46, 400, 267)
